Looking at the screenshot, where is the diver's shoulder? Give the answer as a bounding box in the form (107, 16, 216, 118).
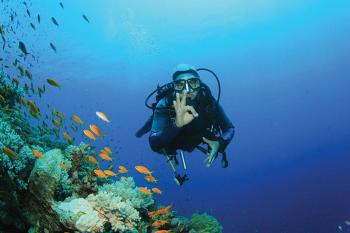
(155, 96, 171, 108)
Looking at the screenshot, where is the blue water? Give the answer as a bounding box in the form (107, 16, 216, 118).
(1, 0, 350, 232)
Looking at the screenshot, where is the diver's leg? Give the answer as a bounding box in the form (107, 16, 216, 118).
(162, 149, 188, 186)
(162, 149, 177, 173)
(173, 154, 179, 165)
(166, 155, 177, 173)
(221, 151, 228, 168)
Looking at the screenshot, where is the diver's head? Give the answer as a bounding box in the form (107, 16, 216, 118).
(172, 64, 201, 101)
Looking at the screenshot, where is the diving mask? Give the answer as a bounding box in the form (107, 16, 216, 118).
(173, 77, 201, 92)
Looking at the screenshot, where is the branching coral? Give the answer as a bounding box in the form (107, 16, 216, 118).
(88, 192, 141, 232)
(65, 143, 100, 197)
(0, 71, 25, 108)
(98, 177, 154, 209)
(55, 143, 103, 201)
(0, 118, 36, 190)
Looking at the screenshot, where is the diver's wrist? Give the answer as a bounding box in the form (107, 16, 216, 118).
(174, 119, 182, 128)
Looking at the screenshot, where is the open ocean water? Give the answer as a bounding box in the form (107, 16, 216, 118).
(1, 1, 350, 232)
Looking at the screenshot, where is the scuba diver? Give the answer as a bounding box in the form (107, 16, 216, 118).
(135, 64, 235, 185)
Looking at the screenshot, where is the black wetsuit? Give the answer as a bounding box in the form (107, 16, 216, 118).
(148, 90, 235, 156)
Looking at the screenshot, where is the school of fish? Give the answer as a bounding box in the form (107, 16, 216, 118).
(0, 2, 169, 231)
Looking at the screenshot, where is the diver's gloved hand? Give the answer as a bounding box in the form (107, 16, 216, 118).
(202, 137, 220, 167)
(172, 91, 199, 128)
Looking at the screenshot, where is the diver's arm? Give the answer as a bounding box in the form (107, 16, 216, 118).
(149, 99, 182, 153)
(216, 103, 235, 153)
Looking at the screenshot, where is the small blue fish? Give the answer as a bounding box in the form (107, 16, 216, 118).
(18, 41, 29, 55)
(82, 14, 90, 23)
(51, 17, 59, 26)
(49, 43, 57, 53)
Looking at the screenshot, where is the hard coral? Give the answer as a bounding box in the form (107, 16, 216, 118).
(55, 177, 154, 233)
(190, 213, 223, 233)
(98, 177, 154, 209)
(64, 143, 100, 198)
(0, 118, 35, 190)
(0, 71, 25, 108)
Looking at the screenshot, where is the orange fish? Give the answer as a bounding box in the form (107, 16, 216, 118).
(118, 165, 128, 174)
(152, 219, 169, 228)
(72, 114, 84, 125)
(47, 78, 61, 88)
(156, 204, 172, 215)
(62, 132, 73, 143)
(104, 146, 112, 154)
(32, 149, 44, 159)
(139, 187, 152, 195)
(52, 119, 62, 128)
(26, 100, 38, 111)
(19, 96, 27, 106)
(89, 124, 103, 138)
(94, 169, 107, 178)
(88, 155, 98, 164)
(135, 165, 152, 175)
(104, 170, 117, 177)
(2, 146, 18, 159)
(100, 149, 108, 154)
(83, 129, 96, 141)
(145, 175, 158, 183)
(60, 162, 67, 170)
(152, 187, 162, 195)
(155, 230, 173, 233)
(96, 111, 110, 123)
(148, 210, 158, 218)
(99, 152, 112, 161)
(120, 176, 127, 180)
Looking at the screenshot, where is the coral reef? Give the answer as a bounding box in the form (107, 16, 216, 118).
(0, 112, 36, 191)
(0, 71, 25, 108)
(0, 69, 224, 232)
(54, 198, 105, 232)
(171, 216, 191, 232)
(28, 149, 64, 201)
(189, 213, 223, 233)
(54, 177, 155, 232)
